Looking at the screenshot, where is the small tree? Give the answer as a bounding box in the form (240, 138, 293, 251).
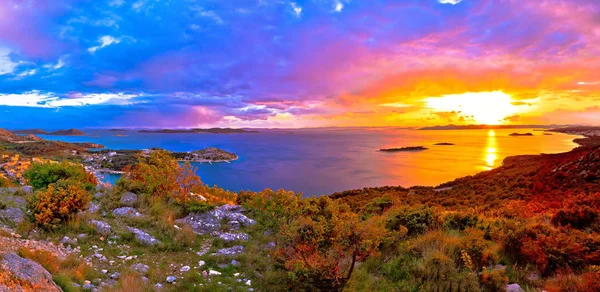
(274, 196, 387, 290)
(27, 179, 91, 229)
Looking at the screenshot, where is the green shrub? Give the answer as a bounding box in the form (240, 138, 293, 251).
(443, 212, 479, 231)
(24, 161, 97, 191)
(386, 206, 435, 236)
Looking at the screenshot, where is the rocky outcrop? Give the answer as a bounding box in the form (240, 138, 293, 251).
(506, 283, 525, 292)
(175, 205, 256, 235)
(217, 232, 249, 242)
(0, 208, 25, 225)
(126, 227, 161, 246)
(112, 207, 143, 218)
(0, 252, 61, 291)
(216, 245, 244, 256)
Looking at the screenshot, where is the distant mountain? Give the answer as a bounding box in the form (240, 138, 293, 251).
(108, 129, 127, 132)
(12, 129, 49, 135)
(47, 129, 87, 136)
(420, 124, 558, 130)
(138, 128, 259, 134)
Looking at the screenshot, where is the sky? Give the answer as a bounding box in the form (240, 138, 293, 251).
(0, 0, 599, 128)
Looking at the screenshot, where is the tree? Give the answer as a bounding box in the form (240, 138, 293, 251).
(273, 196, 387, 290)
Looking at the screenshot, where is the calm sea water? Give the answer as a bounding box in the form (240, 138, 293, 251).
(39, 128, 579, 196)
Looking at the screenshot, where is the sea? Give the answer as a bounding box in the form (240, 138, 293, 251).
(38, 128, 580, 197)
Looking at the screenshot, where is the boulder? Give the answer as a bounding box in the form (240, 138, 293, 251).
(112, 207, 142, 218)
(119, 192, 138, 206)
(87, 202, 100, 214)
(21, 186, 33, 194)
(0, 207, 25, 225)
(166, 276, 177, 283)
(89, 220, 112, 235)
(0, 252, 61, 291)
(126, 227, 161, 246)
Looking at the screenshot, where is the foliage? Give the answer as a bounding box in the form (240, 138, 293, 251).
(0, 176, 13, 187)
(386, 206, 435, 236)
(24, 161, 97, 191)
(27, 179, 91, 229)
(273, 196, 387, 290)
(119, 150, 235, 205)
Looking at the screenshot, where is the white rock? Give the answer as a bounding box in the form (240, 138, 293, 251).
(180, 266, 190, 272)
(209, 270, 221, 276)
(198, 260, 206, 267)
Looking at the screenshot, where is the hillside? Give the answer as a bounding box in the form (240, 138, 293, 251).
(12, 129, 49, 135)
(1, 140, 599, 291)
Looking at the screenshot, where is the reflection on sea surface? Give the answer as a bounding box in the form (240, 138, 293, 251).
(484, 130, 497, 170)
(40, 128, 580, 196)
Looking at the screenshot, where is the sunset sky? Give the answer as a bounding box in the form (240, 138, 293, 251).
(0, 0, 599, 128)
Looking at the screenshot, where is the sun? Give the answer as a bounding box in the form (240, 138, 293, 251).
(425, 91, 520, 125)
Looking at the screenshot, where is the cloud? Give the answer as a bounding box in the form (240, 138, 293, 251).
(333, 0, 344, 12)
(109, 0, 124, 7)
(191, 7, 225, 25)
(0, 91, 141, 107)
(88, 36, 121, 53)
(16, 69, 37, 78)
(0, 48, 18, 75)
(291, 2, 302, 17)
(438, 0, 462, 5)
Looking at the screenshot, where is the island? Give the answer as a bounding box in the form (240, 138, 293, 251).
(434, 142, 455, 146)
(138, 128, 259, 134)
(172, 147, 238, 163)
(47, 129, 87, 136)
(379, 146, 428, 152)
(108, 128, 128, 132)
(509, 132, 534, 136)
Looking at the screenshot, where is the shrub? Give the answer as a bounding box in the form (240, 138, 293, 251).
(27, 179, 91, 229)
(0, 176, 13, 187)
(361, 196, 393, 219)
(552, 206, 598, 229)
(24, 161, 97, 191)
(443, 212, 479, 231)
(480, 267, 508, 292)
(386, 206, 434, 236)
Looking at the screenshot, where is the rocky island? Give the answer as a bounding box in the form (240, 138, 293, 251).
(509, 132, 534, 136)
(47, 129, 87, 136)
(379, 146, 428, 152)
(434, 142, 455, 146)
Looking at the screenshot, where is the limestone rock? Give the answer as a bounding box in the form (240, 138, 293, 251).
(89, 220, 112, 235)
(126, 227, 161, 246)
(0, 252, 61, 291)
(0, 207, 25, 225)
(112, 207, 142, 218)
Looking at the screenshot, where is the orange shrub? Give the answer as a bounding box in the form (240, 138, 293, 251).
(27, 180, 91, 229)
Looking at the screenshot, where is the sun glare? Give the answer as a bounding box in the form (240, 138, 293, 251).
(425, 91, 519, 125)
